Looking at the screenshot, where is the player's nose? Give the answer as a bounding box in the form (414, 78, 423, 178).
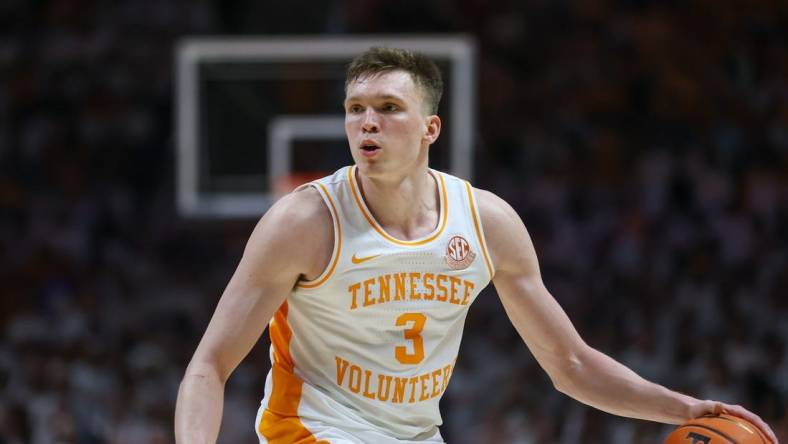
(361, 108, 379, 133)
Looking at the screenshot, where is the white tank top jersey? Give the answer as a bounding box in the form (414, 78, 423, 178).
(255, 166, 495, 444)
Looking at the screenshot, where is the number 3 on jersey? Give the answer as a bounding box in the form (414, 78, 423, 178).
(395, 312, 426, 364)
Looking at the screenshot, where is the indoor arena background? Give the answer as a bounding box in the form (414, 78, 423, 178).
(1, 1, 787, 443)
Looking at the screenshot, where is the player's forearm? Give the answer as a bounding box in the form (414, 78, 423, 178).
(175, 364, 226, 444)
(552, 345, 697, 424)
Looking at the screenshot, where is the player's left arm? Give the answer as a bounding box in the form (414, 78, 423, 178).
(475, 188, 778, 443)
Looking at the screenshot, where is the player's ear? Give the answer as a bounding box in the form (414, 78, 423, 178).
(423, 115, 441, 145)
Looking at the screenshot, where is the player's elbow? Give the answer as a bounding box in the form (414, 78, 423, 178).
(182, 357, 229, 386)
(546, 347, 588, 397)
(550, 359, 581, 396)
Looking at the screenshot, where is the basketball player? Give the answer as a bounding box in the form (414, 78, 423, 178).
(175, 47, 778, 443)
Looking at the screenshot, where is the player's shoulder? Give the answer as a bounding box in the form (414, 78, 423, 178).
(433, 170, 517, 222)
(471, 187, 521, 231)
(253, 185, 332, 245)
(471, 186, 537, 274)
(269, 185, 329, 222)
(242, 185, 334, 275)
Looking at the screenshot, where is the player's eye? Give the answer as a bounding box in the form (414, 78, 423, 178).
(382, 103, 399, 112)
(348, 104, 363, 113)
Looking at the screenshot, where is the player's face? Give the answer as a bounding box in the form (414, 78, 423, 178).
(344, 70, 440, 179)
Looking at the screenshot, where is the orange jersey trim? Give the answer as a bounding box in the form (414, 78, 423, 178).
(259, 302, 326, 443)
(268, 302, 293, 370)
(296, 182, 341, 289)
(348, 166, 448, 246)
(464, 181, 494, 280)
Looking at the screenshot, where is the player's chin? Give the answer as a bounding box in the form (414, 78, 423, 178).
(355, 160, 391, 179)
(353, 152, 382, 167)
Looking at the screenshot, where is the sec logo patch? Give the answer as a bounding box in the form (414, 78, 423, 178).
(445, 235, 476, 270)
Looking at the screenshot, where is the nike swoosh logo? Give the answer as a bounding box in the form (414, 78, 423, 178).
(351, 253, 381, 264)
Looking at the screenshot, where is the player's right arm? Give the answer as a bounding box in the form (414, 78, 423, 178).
(174, 187, 332, 444)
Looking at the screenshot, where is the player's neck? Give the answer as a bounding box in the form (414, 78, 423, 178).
(356, 167, 439, 241)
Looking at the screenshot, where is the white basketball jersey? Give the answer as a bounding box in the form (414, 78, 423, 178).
(256, 166, 494, 444)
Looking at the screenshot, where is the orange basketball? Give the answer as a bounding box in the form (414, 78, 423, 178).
(664, 414, 768, 444)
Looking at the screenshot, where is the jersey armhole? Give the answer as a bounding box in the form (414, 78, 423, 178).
(463, 181, 495, 280)
(294, 182, 342, 289)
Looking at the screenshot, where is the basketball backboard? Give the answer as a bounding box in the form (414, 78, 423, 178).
(176, 36, 477, 218)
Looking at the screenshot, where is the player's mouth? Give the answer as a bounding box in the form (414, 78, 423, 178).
(359, 140, 382, 157)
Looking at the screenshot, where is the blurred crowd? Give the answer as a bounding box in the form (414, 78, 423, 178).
(1, 0, 786, 443)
